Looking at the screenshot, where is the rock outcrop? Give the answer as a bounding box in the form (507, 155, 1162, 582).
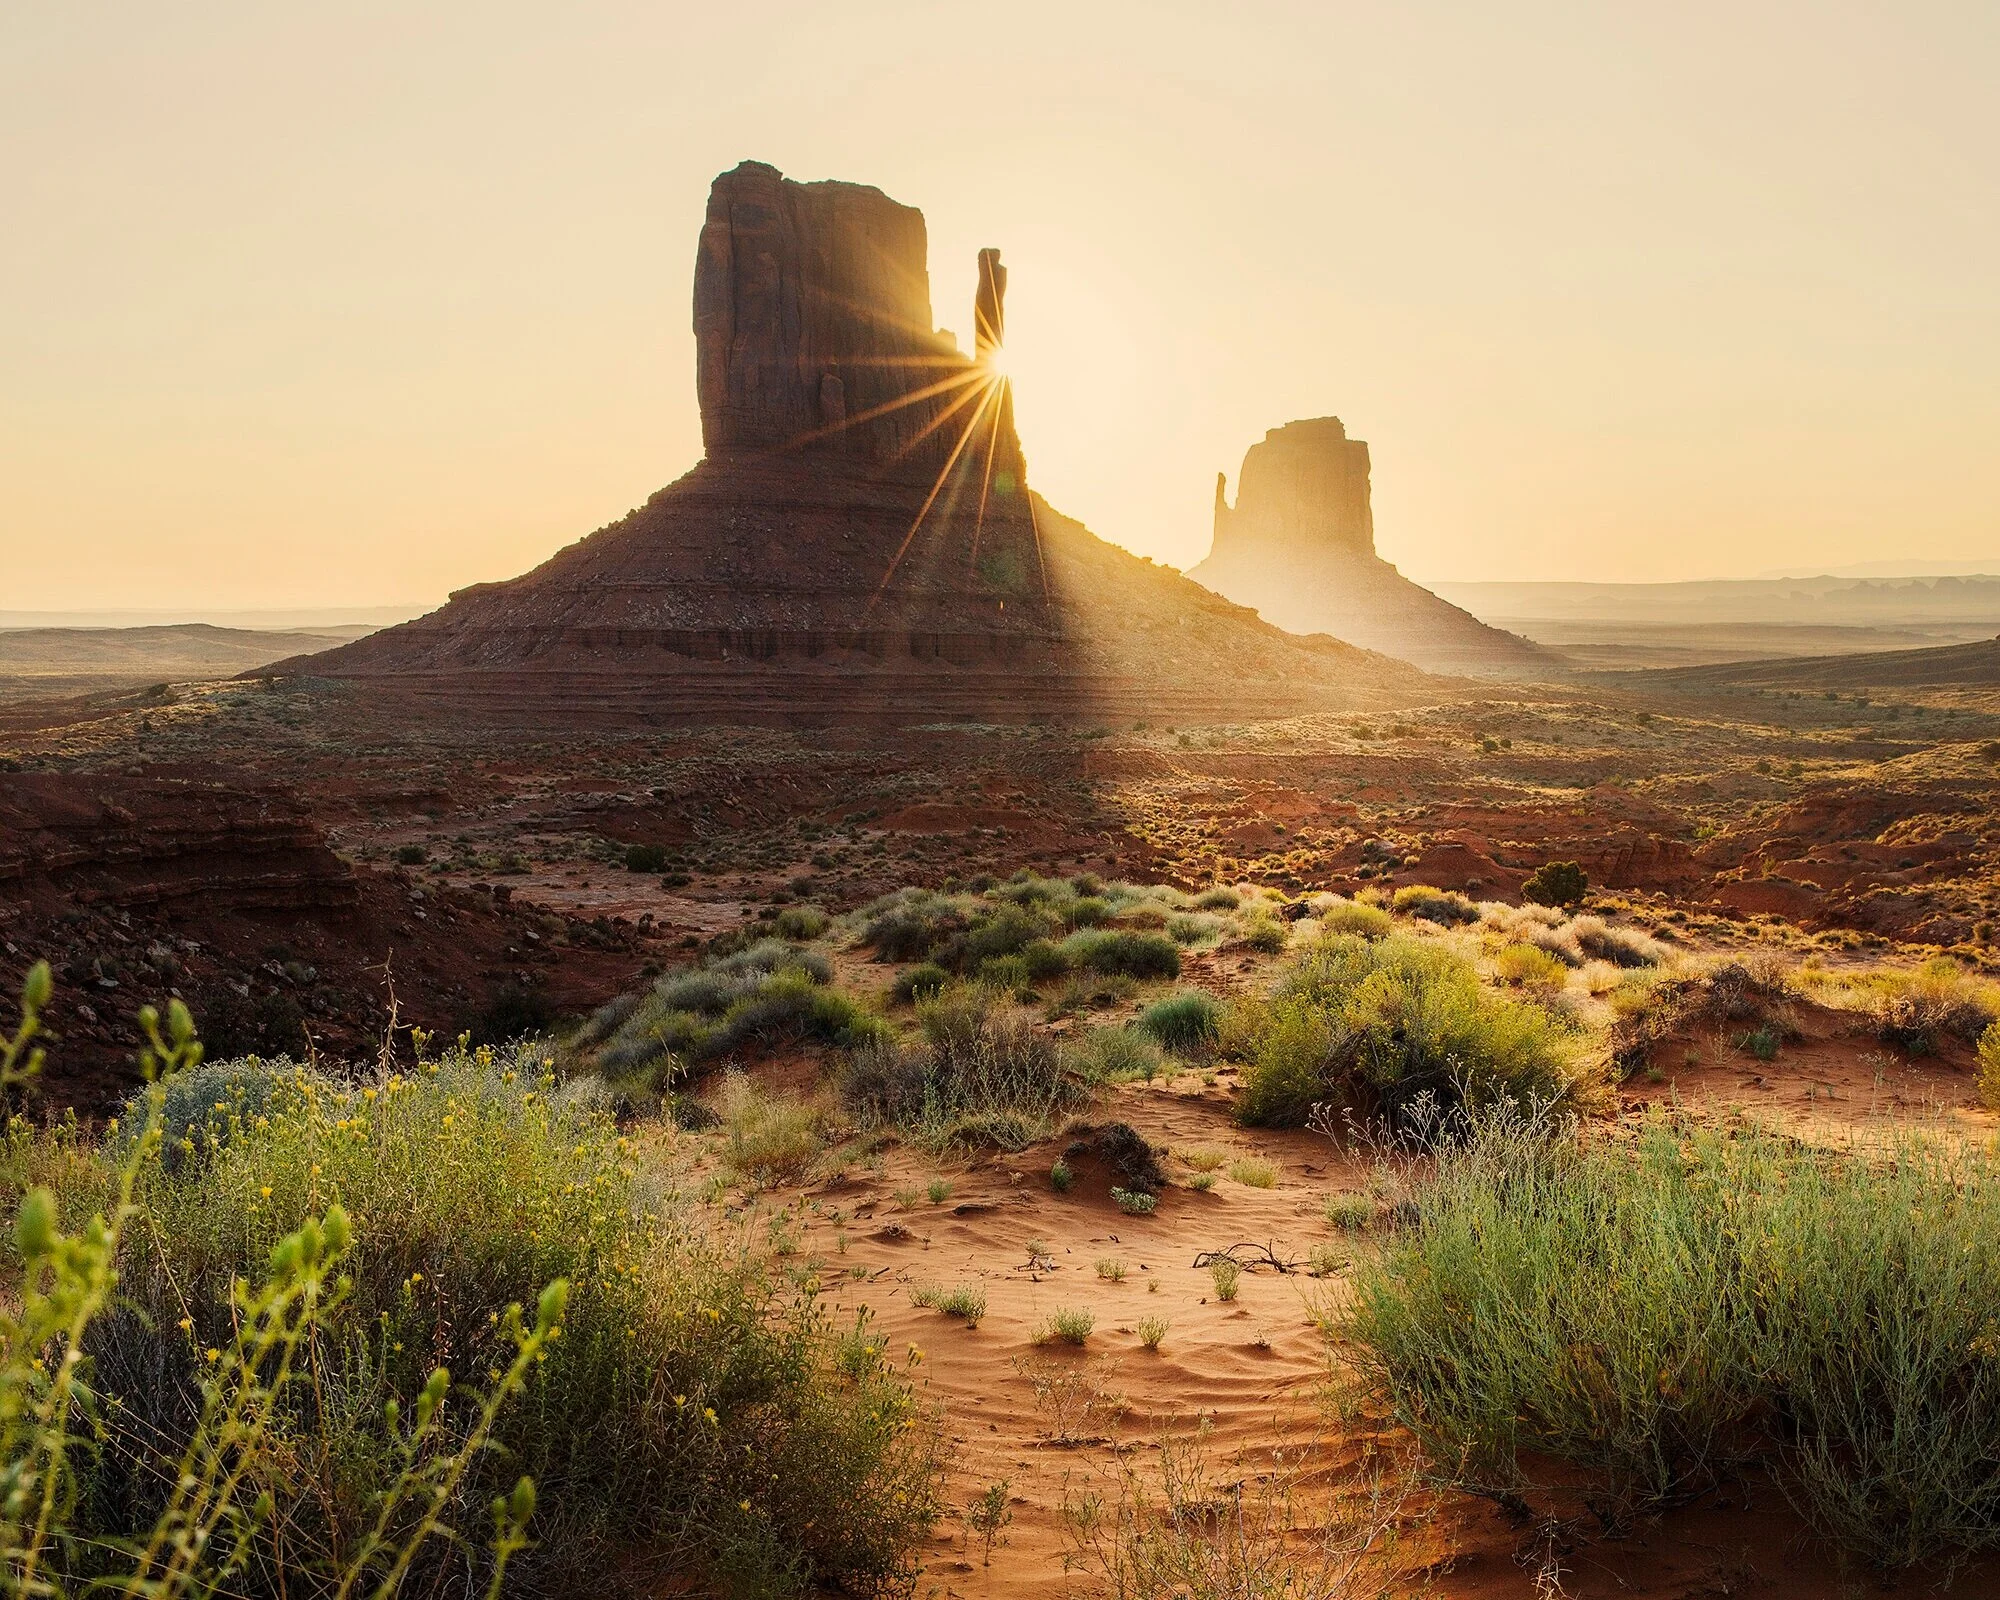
(274, 165, 1431, 725)
(0, 771, 644, 1112)
(1190, 418, 1556, 677)
(692, 161, 1019, 478)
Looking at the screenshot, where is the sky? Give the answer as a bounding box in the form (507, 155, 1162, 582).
(5, 0, 1997, 612)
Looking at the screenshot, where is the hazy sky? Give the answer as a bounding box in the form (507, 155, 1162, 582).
(6, 0, 1997, 611)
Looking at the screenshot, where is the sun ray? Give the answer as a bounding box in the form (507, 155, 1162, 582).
(1025, 483, 1050, 603)
(784, 365, 987, 449)
(969, 374, 1008, 573)
(884, 368, 996, 464)
(872, 378, 1002, 599)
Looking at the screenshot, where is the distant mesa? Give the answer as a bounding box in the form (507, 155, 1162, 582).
(1188, 417, 1555, 677)
(272, 162, 1426, 724)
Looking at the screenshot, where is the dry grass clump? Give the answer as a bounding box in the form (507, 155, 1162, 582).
(1227, 1157, 1278, 1188)
(1391, 885, 1480, 927)
(1856, 958, 1999, 1055)
(717, 1074, 825, 1183)
(1233, 935, 1587, 1130)
(1491, 942, 1568, 997)
(1480, 901, 1668, 970)
(1315, 897, 1394, 940)
(1979, 1023, 2000, 1109)
(1607, 955, 1796, 1077)
(1060, 1421, 1419, 1600)
(1324, 1191, 1374, 1231)
(1345, 1110, 2000, 1573)
(843, 984, 1089, 1151)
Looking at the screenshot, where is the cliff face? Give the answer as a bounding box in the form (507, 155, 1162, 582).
(1191, 417, 1555, 678)
(274, 165, 1431, 725)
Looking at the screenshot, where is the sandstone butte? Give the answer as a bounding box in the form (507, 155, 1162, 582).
(270, 161, 1434, 726)
(1188, 416, 1557, 677)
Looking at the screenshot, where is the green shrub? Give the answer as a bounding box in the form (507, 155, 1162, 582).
(1737, 1026, 1782, 1062)
(1193, 888, 1240, 911)
(1068, 896, 1112, 927)
(1050, 1159, 1075, 1192)
(1392, 885, 1480, 926)
(1137, 1315, 1169, 1350)
(1239, 911, 1290, 954)
(773, 904, 830, 940)
(1521, 861, 1589, 909)
(964, 904, 1052, 967)
(131, 1055, 303, 1174)
(862, 890, 966, 962)
(910, 1281, 987, 1326)
(580, 945, 873, 1084)
(890, 963, 951, 1005)
(1324, 1191, 1374, 1230)
(1235, 935, 1584, 1130)
(1208, 1259, 1240, 1301)
(1034, 1308, 1095, 1345)
(977, 954, 1034, 995)
(1137, 992, 1222, 1052)
(1111, 1187, 1158, 1216)
(392, 843, 427, 866)
(1073, 1026, 1163, 1083)
(2, 956, 940, 1600)
(1345, 1113, 2000, 1571)
(625, 842, 670, 873)
(1980, 1022, 2000, 1110)
(1060, 930, 1182, 980)
(1316, 899, 1392, 940)
(1019, 938, 1070, 980)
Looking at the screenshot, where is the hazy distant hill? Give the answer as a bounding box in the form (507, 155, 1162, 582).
(0, 623, 375, 699)
(1432, 575, 2000, 668)
(1625, 634, 2000, 695)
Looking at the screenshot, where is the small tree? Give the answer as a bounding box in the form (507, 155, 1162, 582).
(1522, 860, 1588, 910)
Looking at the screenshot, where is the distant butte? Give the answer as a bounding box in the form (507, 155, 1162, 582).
(271, 163, 1429, 725)
(1189, 417, 1556, 677)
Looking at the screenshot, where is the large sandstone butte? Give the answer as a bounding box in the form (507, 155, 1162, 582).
(1188, 417, 1555, 677)
(274, 163, 1429, 725)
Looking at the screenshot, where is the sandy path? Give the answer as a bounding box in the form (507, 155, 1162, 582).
(728, 1070, 2000, 1598)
